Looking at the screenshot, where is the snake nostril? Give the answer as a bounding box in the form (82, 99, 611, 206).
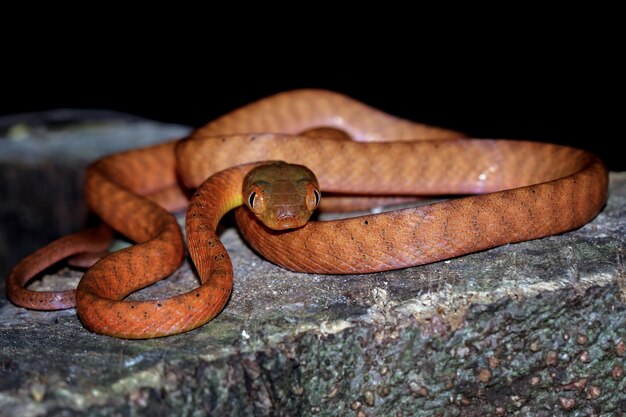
(276, 212, 296, 221)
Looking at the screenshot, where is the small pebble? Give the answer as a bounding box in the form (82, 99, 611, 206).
(558, 397, 576, 410)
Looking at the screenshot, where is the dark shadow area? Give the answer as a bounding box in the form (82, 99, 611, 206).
(2, 57, 621, 171)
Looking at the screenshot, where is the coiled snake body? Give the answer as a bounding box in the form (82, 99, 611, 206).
(6, 90, 608, 338)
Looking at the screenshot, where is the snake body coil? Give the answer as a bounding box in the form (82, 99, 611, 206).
(6, 90, 608, 338)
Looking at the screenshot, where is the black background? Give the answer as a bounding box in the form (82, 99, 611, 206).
(2, 34, 622, 171)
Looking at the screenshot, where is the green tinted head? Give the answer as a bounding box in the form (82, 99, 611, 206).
(243, 162, 320, 230)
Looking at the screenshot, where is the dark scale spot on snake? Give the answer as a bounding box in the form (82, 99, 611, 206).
(364, 220, 369, 225)
(130, 304, 135, 309)
(196, 293, 200, 297)
(157, 303, 162, 307)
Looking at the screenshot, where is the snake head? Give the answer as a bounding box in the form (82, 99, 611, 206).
(243, 162, 321, 230)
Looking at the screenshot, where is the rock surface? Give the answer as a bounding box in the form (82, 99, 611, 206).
(0, 110, 190, 279)
(0, 114, 625, 416)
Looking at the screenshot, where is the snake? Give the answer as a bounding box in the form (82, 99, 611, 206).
(5, 90, 609, 338)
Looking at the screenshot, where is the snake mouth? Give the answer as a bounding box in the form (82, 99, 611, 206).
(276, 218, 305, 230)
(269, 214, 308, 230)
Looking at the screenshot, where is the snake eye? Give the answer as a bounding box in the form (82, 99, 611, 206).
(248, 190, 266, 214)
(248, 192, 257, 208)
(306, 185, 321, 211)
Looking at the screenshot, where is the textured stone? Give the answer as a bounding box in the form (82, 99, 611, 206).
(0, 114, 625, 416)
(0, 109, 190, 279)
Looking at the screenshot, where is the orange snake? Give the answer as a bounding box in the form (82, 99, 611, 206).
(5, 90, 609, 338)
